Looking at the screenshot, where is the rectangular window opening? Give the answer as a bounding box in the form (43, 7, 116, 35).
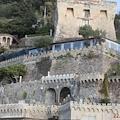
(100, 10, 107, 19)
(84, 9, 90, 18)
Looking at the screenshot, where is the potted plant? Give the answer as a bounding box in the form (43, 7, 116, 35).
(101, 39, 106, 46)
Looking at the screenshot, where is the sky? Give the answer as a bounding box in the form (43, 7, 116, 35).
(106, 0, 120, 14)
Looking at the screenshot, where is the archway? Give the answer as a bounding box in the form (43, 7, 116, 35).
(3, 37, 6, 45)
(45, 88, 56, 105)
(60, 87, 71, 103)
(7, 38, 10, 45)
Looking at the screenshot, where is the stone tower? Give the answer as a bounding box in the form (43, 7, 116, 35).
(54, 0, 117, 42)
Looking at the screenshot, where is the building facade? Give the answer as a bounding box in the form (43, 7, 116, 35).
(54, 0, 117, 42)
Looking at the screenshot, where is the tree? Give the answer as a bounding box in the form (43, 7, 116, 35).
(79, 25, 93, 39)
(1, 1, 37, 38)
(0, 64, 27, 83)
(34, 36, 53, 50)
(79, 25, 106, 39)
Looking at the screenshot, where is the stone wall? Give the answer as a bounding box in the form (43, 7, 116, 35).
(19, 35, 50, 47)
(59, 101, 119, 120)
(1, 73, 120, 110)
(0, 101, 120, 120)
(0, 102, 48, 119)
(0, 45, 119, 81)
(0, 73, 106, 105)
(50, 46, 119, 75)
(54, 0, 117, 42)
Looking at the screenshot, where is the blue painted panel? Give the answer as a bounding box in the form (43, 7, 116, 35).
(64, 43, 71, 50)
(73, 41, 81, 49)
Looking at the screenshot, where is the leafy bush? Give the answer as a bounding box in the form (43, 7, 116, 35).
(0, 64, 27, 82)
(15, 92, 17, 98)
(27, 33, 49, 37)
(23, 91, 27, 99)
(34, 36, 53, 50)
(79, 25, 106, 39)
(87, 51, 98, 59)
(0, 47, 6, 55)
(79, 25, 93, 39)
(56, 53, 74, 59)
(100, 98, 110, 104)
(33, 90, 35, 96)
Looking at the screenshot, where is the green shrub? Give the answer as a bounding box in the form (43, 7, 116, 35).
(27, 33, 49, 37)
(33, 90, 35, 96)
(23, 91, 27, 99)
(88, 51, 98, 59)
(15, 92, 17, 98)
(100, 98, 110, 103)
(0, 47, 6, 55)
(101, 39, 105, 42)
(0, 64, 27, 82)
(56, 53, 74, 59)
(34, 36, 53, 50)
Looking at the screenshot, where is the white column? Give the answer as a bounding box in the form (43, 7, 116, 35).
(10, 38, 13, 45)
(61, 44, 64, 50)
(19, 76, 22, 83)
(71, 42, 73, 49)
(1, 37, 3, 45)
(48, 71, 50, 76)
(90, 40, 93, 47)
(81, 41, 83, 48)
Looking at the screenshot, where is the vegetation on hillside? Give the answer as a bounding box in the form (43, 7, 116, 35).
(0, 0, 56, 38)
(0, 64, 27, 83)
(0, 0, 119, 41)
(0, 47, 6, 55)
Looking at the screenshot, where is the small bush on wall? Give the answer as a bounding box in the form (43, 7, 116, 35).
(23, 91, 27, 99)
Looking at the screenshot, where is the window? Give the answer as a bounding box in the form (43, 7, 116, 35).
(100, 10, 107, 19)
(65, 8, 74, 18)
(84, 10, 90, 18)
(83, 20, 89, 26)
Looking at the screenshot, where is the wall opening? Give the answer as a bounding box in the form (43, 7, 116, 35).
(45, 88, 56, 105)
(60, 87, 71, 103)
(82, 20, 89, 26)
(65, 8, 74, 18)
(7, 38, 10, 45)
(84, 9, 90, 18)
(3, 37, 6, 45)
(100, 10, 107, 19)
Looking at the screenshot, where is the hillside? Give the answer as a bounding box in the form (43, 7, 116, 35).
(0, 0, 56, 39)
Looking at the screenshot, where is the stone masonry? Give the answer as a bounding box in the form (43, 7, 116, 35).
(0, 45, 119, 81)
(54, 0, 117, 42)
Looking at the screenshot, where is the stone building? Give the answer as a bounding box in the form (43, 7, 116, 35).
(54, 0, 117, 42)
(0, 34, 17, 49)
